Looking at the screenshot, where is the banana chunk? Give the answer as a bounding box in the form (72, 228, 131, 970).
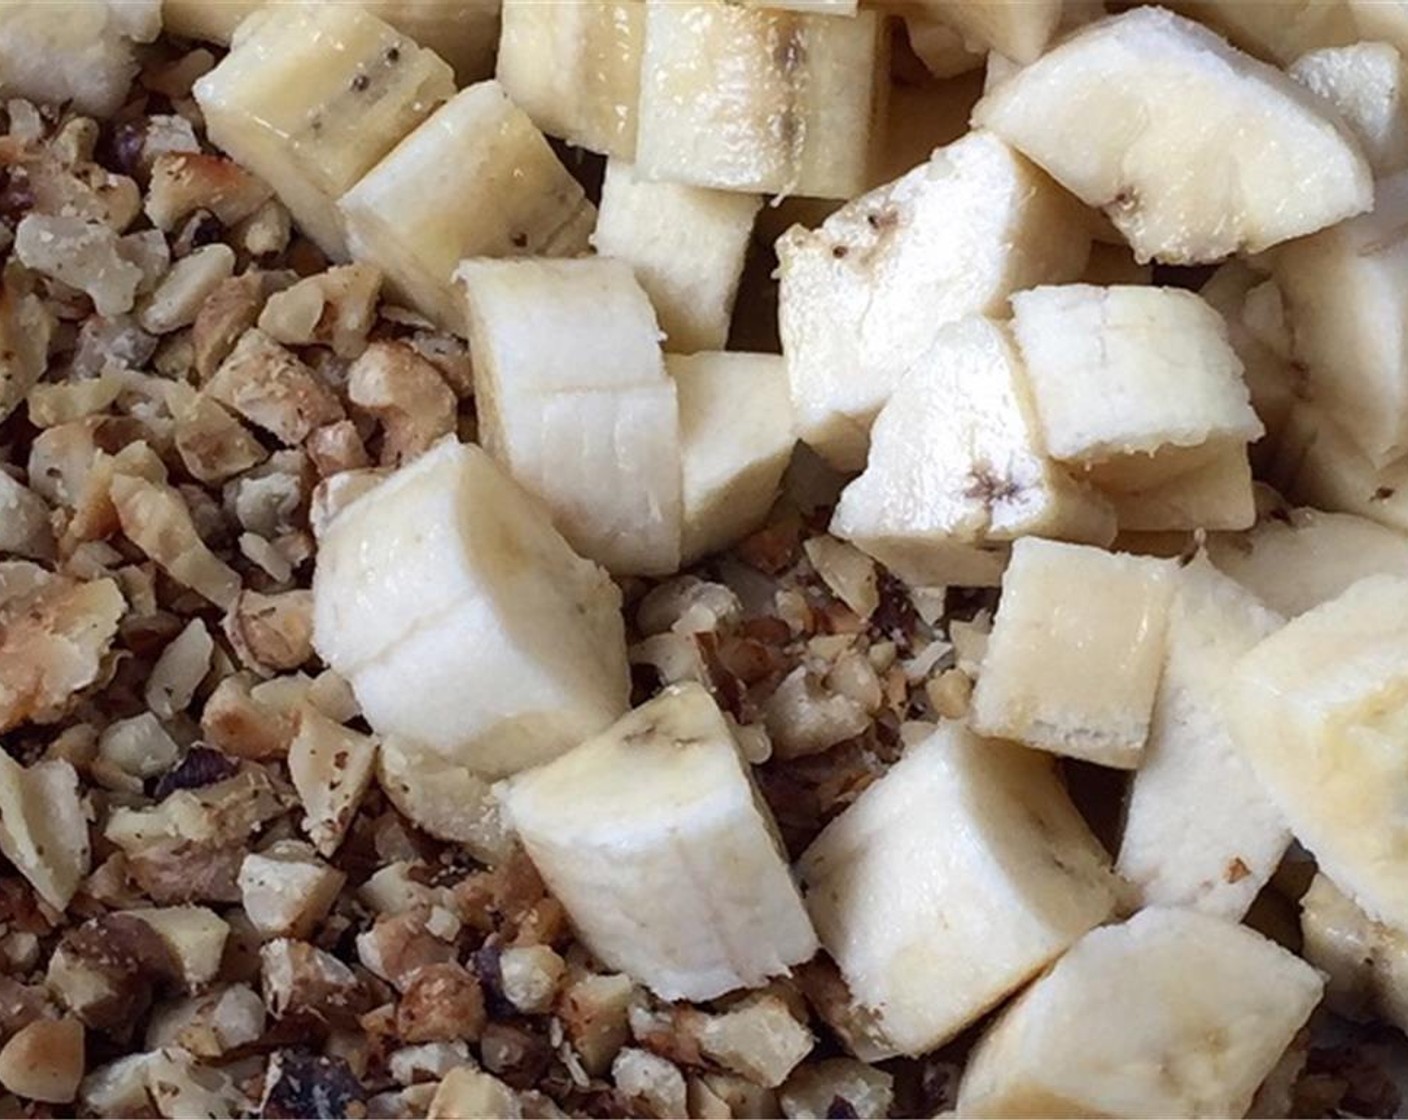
(1269, 404, 1408, 534)
(971, 539, 1176, 768)
(798, 723, 1117, 1059)
(1168, 0, 1357, 63)
(311, 439, 630, 778)
(908, 0, 1061, 63)
(459, 258, 682, 577)
(1116, 557, 1290, 919)
(635, 0, 886, 199)
(593, 161, 761, 354)
(501, 683, 818, 1003)
(973, 7, 1372, 264)
(830, 316, 1115, 589)
(194, 5, 456, 260)
(1274, 169, 1408, 467)
(670, 352, 796, 564)
(1208, 508, 1408, 618)
(341, 82, 595, 334)
(1302, 872, 1408, 1034)
(1011, 285, 1263, 492)
(957, 908, 1324, 1118)
(1226, 574, 1408, 929)
(1103, 442, 1257, 533)
(778, 132, 1089, 471)
(496, 0, 645, 159)
(1291, 43, 1408, 175)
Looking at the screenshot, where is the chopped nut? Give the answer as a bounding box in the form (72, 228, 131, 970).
(356, 910, 456, 991)
(0, 470, 54, 560)
(13, 214, 142, 316)
(206, 328, 345, 446)
(258, 264, 381, 358)
(237, 840, 345, 940)
(306, 420, 371, 478)
(779, 1058, 893, 1120)
(117, 228, 173, 295)
(192, 271, 264, 379)
(698, 1072, 779, 1120)
(261, 938, 368, 1023)
(387, 1041, 472, 1086)
(693, 994, 814, 1089)
(81, 1046, 248, 1119)
(145, 618, 214, 719)
(557, 973, 635, 1077)
(498, 946, 567, 1016)
(359, 861, 443, 917)
(764, 667, 871, 760)
(406, 330, 474, 398)
(0, 1018, 84, 1103)
(377, 736, 513, 866)
(261, 1050, 364, 1119)
(234, 198, 291, 258)
(200, 674, 296, 759)
(637, 577, 743, 637)
(121, 907, 229, 991)
(110, 473, 241, 608)
(949, 615, 990, 677)
(145, 984, 265, 1058)
(613, 1047, 688, 1119)
(396, 963, 486, 1044)
(926, 667, 973, 719)
(803, 537, 879, 621)
(310, 468, 388, 539)
(171, 386, 268, 485)
(287, 705, 376, 857)
(26, 374, 124, 428)
(224, 589, 314, 675)
(98, 713, 181, 781)
(347, 340, 456, 466)
(0, 268, 55, 424)
(139, 243, 235, 334)
(427, 1067, 521, 1120)
(145, 151, 272, 231)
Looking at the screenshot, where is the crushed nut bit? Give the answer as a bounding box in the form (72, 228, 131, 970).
(145, 151, 271, 231)
(206, 328, 345, 446)
(347, 340, 456, 466)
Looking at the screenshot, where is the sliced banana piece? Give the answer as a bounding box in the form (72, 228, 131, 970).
(311, 439, 630, 778)
(1103, 442, 1257, 533)
(970, 538, 1176, 768)
(592, 160, 761, 354)
(193, 4, 456, 260)
(1116, 557, 1289, 920)
(1169, 0, 1356, 63)
(973, 7, 1373, 264)
(1302, 871, 1408, 1033)
(1269, 404, 1408, 534)
(1291, 42, 1408, 175)
(669, 352, 796, 564)
(906, 0, 1061, 63)
(458, 258, 683, 577)
(1226, 574, 1408, 929)
(496, 0, 645, 158)
(500, 682, 818, 1003)
(340, 81, 595, 334)
(798, 722, 1117, 1060)
(957, 908, 1324, 1118)
(778, 131, 1090, 471)
(635, 0, 886, 199)
(830, 316, 1115, 588)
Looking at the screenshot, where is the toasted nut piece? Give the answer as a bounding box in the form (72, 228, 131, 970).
(206, 328, 345, 446)
(763, 666, 871, 760)
(98, 714, 181, 782)
(0, 471, 53, 561)
(395, 962, 486, 1043)
(348, 340, 457, 466)
(192, 271, 264, 379)
(261, 939, 369, 1023)
(13, 214, 143, 317)
(614, 1048, 687, 1118)
(225, 589, 314, 674)
(289, 705, 377, 856)
(139, 244, 236, 334)
(0, 269, 55, 424)
(145, 152, 272, 231)
(120, 907, 229, 991)
(305, 420, 371, 478)
(0, 753, 89, 912)
(557, 973, 634, 1076)
(387, 1041, 471, 1087)
(171, 387, 268, 485)
(200, 674, 295, 759)
(146, 619, 214, 719)
(780, 1058, 893, 1120)
(427, 1067, 521, 1120)
(696, 994, 814, 1089)
(257, 264, 381, 358)
(145, 984, 265, 1058)
(498, 946, 565, 1014)
(237, 840, 345, 940)
(376, 736, 513, 866)
(110, 473, 241, 608)
(234, 198, 292, 257)
(0, 1018, 84, 1103)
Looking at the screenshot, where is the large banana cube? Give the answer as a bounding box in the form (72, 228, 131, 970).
(973, 7, 1372, 263)
(1168, 0, 1358, 64)
(1302, 872, 1408, 1033)
(593, 160, 761, 354)
(341, 82, 595, 334)
(311, 440, 630, 778)
(957, 909, 1324, 1118)
(1290, 43, 1408, 176)
(501, 683, 818, 1002)
(459, 258, 682, 577)
(798, 723, 1117, 1059)
(635, 0, 886, 199)
(778, 132, 1089, 471)
(194, 5, 456, 259)
(1103, 442, 1257, 533)
(1226, 574, 1408, 929)
(1115, 558, 1290, 919)
(670, 352, 796, 563)
(970, 538, 1176, 767)
(829, 316, 1115, 589)
(496, 0, 645, 158)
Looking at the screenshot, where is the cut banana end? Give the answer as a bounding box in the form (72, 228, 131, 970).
(1208, 507, 1408, 618)
(340, 82, 595, 334)
(592, 160, 761, 354)
(956, 908, 1324, 1119)
(635, 0, 887, 199)
(500, 682, 819, 1003)
(973, 7, 1373, 264)
(669, 352, 796, 564)
(1226, 574, 1408, 930)
(1102, 442, 1258, 533)
(779, 132, 1090, 472)
(496, 0, 645, 159)
(798, 723, 1117, 1059)
(193, 5, 456, 260)
(829, 316, 1115, 589)
(970, 538, 1176, 769)
(458, 258, 683, 577)
(1291, 42, 1408, 176)
(311, 439, 630, 779)
(905, 0, 1062, 63)
(1302, 871, 1408, 1034)
(1167, 0, 1358, 64)
(1115, 557, 1290, 920)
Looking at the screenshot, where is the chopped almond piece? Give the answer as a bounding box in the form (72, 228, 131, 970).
(238, 841, 345, 940)
(288, 705, 377, 857)
(0, 1019, 84, 1104)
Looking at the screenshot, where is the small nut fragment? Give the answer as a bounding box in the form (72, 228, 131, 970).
(306, 420, 371, 478)
(258, 264, 381, 358)
(98, 713, 181, 782)
(377, 736, 513, 866)
(200, 674, 296, 759)
(695, 994, 814, 1089)
(0, 1018, 84, 1103)
(356, 910, 456, 991)
(110, 473, 241, 608)
(237, 840, 345, 940)
(13, 214, 142, 317)
(557, 973, 634, 1076)
(395, 963, 486, 1043)
(499, 946, 565, 1015)
(225, 589, 314, 674)
(0, 471, 53, 560)
(261, 1050, 364, 1119)
(192, 271, 264, 379)
(145, 152, 272, 231)
(145, 984, 265, 1058)
(0, 270, 55, 424)
(171, 387, 268, 485)
(288, 704, 377, 857)
(145, 619, 214, 719)
(803, 537, 879, 620)
(763, 667, 871, 760)
(780, 1057, 894, 1119)
(347, 341, 456, 466)
(613, 1048, 687, 1119)
(427, 1067, 521, 1120)
(261, 939, 368, 1023)
(234, 198, 292, 258)
(139, 243, 236, 334)
(206, 328, 345, 446)
(119, 906, 229, 991)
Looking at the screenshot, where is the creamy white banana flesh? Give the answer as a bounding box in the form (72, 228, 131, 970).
(798, 722, 1117, 1060)
(1226, 574, 1408, 930)
(193, 4, 456, 260)
(973, 6, 1373, 264)
(957, 908, 1324, 1118)
(1290, 42, 1408, 176)
(500, 682, 818, 1003)
(458, 257, 683, 578)
(1102, 441, 1258, 533)
(906, 0, 1062, 63)
(778, 131, 1090, 471)
(311, 439, 630, 779)
(340, 81, 596, 334)
(1115, 557, 1290, 920)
